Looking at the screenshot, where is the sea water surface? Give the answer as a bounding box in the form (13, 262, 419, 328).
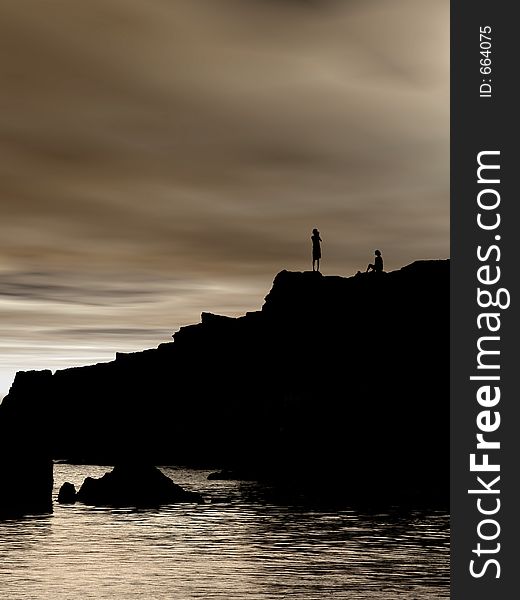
(0, 465, 449, 599)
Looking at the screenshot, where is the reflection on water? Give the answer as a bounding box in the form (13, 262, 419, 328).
(0, 465, 449, 599)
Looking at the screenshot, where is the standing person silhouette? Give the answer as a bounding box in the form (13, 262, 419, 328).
(311, 228, 322, 272)
(366, 249, 384, 273)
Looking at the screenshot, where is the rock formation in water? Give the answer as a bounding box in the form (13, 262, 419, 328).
(0, 261, 449, 503)
(76, 464, 203, 507)
(57, 482, 77, 504)
(207, 470, 256, 481)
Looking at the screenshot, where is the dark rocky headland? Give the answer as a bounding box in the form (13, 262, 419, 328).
(0, 260, 449, 513)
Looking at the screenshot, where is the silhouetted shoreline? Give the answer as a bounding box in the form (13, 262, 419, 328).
(0, 260, 449, 514)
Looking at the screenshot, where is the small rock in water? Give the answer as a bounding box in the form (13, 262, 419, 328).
(58, 482, 77, 504)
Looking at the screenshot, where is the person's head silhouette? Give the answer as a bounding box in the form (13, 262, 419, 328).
(375, 249, 381, 256)
(313, 228, 319, 235)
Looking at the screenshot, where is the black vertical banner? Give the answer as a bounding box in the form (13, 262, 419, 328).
(452, 1, 518, 597)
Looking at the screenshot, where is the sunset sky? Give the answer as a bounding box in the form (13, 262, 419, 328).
(0, 0, 448, 397)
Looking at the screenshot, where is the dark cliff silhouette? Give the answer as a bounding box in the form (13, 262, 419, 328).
(0, 260, 449, 507)
(0, 369, 53, 516)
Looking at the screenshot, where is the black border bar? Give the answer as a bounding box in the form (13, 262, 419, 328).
(451, 1, 518, 596)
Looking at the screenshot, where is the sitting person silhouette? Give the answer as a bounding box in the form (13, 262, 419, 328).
(366, 249, 383, 273)
(311, 228, 322, 272)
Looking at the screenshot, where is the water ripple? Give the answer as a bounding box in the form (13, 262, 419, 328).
(0, 465, 449, 599)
